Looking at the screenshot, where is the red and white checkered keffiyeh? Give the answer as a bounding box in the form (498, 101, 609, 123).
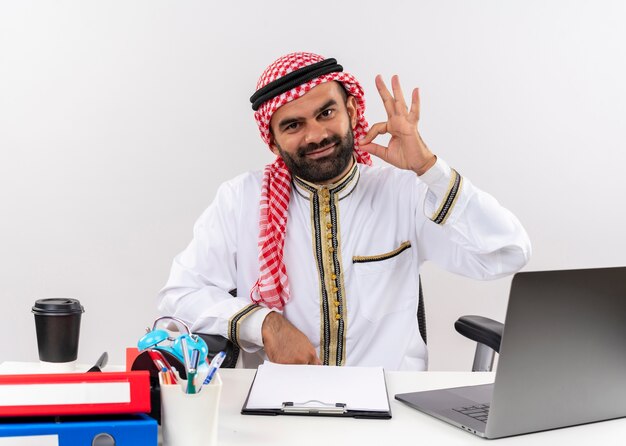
(251, 52, 372, 310)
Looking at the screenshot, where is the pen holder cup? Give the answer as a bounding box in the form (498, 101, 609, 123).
(160, 373, 222, 446)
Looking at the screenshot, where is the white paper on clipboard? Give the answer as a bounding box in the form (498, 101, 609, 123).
(244, 361, 390, 412)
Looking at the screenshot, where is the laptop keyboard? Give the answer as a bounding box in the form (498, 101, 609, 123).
(453, 404, 490, 423)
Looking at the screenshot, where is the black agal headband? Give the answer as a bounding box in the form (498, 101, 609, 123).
(250, 58, 343, 111)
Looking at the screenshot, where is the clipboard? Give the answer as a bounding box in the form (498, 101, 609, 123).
(241, 362, 392, 419)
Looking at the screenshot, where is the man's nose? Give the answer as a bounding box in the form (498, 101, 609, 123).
(303, 120, 328, 145)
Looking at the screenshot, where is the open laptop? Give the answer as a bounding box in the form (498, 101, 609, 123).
(395, 266, 626, 439)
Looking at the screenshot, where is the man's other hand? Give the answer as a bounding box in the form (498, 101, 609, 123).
(261, 312, 322, 365)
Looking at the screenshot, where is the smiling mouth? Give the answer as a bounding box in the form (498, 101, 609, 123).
(305, 143, 337, 159)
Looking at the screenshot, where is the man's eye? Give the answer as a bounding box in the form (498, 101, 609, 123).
(320, 109, 334, 118)
(285, 122, 300, 131)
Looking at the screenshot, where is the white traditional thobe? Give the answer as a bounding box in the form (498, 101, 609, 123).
(157, 158, 531, 370)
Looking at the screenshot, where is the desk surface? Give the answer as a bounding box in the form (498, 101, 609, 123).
(2, 364, 624, 444)
(216, 369, 626, 446)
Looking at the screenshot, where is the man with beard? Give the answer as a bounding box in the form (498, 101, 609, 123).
(157, 52, 531, 370)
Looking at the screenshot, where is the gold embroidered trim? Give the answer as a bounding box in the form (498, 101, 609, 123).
(311, 187, 347, 366)
(228, 304, 262, 348)
(333, 193, 348, 366)
(431, 168, 463, 225)
(352, 241, 412, 263)
(293, 160, 359, 200)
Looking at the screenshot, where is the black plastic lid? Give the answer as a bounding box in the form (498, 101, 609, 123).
(32, 298, 84, 315)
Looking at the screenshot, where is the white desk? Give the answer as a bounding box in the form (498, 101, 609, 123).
(215, 369, 626, 445)
(2, 364, 624, 444)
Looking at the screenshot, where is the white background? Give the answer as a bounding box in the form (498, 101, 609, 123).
(1, 0, 625, 370)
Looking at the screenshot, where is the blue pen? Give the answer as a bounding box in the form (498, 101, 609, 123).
(190, 349, 200, 370)
(203, 351, 226, 385)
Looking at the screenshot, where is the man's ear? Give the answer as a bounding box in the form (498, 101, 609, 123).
(346, 96, 358, 129)
(269, 135, 280, 156)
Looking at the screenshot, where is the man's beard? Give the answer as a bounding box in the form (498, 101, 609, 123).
(275, 129, 354, 184)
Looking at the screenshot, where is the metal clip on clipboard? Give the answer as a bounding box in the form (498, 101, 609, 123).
(282, 400, 347, 414)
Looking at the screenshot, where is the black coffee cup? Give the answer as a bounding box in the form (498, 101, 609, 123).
(32, 298, 84, 363)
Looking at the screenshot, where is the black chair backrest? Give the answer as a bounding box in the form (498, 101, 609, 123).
(417, 277, 427, 344)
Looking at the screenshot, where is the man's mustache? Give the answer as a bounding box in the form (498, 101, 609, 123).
(297, 134, 342, 157)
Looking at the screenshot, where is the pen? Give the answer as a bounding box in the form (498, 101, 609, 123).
(186, 369, 197, 394)
(171, 367, 190, 393)
(190, 349, 200, 371)
(186, 349, 200, 394)
(180, 336, 191, 373)
(203, 351, 226, 385)
(160, 367, 171, 385)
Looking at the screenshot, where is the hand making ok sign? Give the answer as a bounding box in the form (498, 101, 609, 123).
(359, 75, 436, 176)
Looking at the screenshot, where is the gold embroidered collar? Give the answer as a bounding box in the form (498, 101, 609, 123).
(292, 159, 360, 200)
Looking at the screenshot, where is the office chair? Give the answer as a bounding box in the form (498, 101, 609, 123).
(454, 315, 502, 372)
(196, 280, 504, 372)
